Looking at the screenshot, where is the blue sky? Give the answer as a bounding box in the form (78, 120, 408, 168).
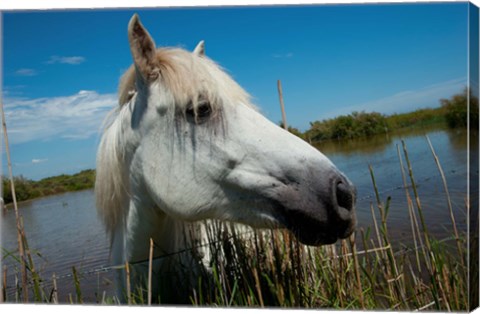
(1, 3, 471, 180)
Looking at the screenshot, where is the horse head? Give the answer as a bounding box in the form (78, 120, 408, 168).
(97, 14, 357, 253)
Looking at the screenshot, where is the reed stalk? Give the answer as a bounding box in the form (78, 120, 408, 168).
(348, 233, 365, 309)
(72, 266, 83, 304)
(397, 144, 424, 273)
(1, 101, 28, 302)
(125, 262, 132, 305)
(252, 266, 264, 307)
(401, 140, 448, 310)
(147, 238, 154, 305)
(21, 228, 42, 301)
(426, 135, 467, 310)
(401, 140, 432, 251)
(425, 135, 464, 266)
(51, 273, 58, 304)
(1, 265, 6, 302)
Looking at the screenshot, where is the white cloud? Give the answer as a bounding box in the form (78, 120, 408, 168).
(3, 90, 117, 144)
(32, 158, 48, 164)
(273, 52, 294, 58)
(321, 77, 467, 119)
(15, 68, 38, 76)
(46, 55, 86, 65)
(3, 85, 26, 97)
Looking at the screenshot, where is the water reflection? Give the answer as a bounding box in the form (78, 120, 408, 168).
(314, 133, 393, 157)
(315, 124, 460, 157)
(312, 126, 473, 245)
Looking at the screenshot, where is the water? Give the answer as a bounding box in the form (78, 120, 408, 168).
(1, 127, 475, 303)
(1, 190, 114, 302)
(317, 126, 474, 241)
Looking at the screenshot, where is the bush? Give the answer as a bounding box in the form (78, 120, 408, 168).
(306, 111, 387, 141)
(386, 107, 445, 129)
(278, 122, 307, 140)
(441, 88, 479, 129)
(2, 176, 36, 203)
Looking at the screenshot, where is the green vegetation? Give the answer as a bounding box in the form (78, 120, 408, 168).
(299, 88, 478, 143)
(306, 111, 389, 142)
(441, 88, 479, 129)
(2, 169, 95, 204)
(386, 107, 447, 129)
(278, 122, 308, 140)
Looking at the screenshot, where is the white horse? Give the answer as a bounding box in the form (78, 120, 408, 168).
(95, 14, 357, 304)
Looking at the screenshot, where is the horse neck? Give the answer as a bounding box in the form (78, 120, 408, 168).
(124, 193, 205, 267)
(110, 202, 205, 303)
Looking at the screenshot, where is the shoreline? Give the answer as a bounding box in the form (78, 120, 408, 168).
(2, 169, 95, 206)
(3, 187, 95, 209)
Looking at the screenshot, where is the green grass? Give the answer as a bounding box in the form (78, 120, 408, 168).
(1, 141, 473, 310)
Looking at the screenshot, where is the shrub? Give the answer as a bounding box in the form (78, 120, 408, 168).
(2, 169, 96, 204)
(441, 88, 479, 129)
(306, 111, 387, 141)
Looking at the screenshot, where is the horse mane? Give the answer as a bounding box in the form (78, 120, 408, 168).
(95, 106, 131, 237)
(96, 47, 253, 237)
(118, 48, 251, 108)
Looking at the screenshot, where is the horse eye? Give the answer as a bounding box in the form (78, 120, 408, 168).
(185, 101, 212, 124)
(196, 102, 211, 118)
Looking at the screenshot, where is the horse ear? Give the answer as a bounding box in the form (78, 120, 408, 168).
(128, 14, 159, 81)
(193, 40, 205, 56)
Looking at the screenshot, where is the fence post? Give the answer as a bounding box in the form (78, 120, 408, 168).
(277, 80, 288, 130)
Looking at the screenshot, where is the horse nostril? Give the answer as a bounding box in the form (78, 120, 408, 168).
(336, 181, 354, 212)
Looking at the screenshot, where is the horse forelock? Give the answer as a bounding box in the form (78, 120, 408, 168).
(118, 47, 253, 112)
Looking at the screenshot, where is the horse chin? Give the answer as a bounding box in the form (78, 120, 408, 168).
(275, 204, 356, 247)
(291, 224, 355, 246)
(285, 220, 355, 246)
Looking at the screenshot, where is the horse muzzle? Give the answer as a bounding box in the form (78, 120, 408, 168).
(279, 171, 357, 246)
